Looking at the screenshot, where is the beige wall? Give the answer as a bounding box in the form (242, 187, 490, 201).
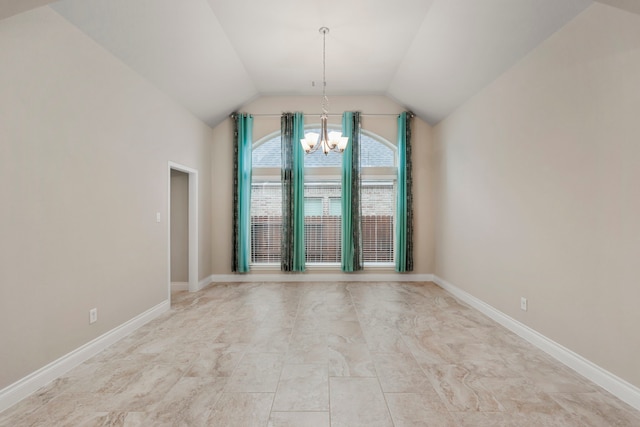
(211, 95, 435, 275)
(170, 170, 189, 282)
(434, 3, 640, 388)
(0, 8, 212, 388)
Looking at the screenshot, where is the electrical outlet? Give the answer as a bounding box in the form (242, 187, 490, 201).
(520, 297, 528, 311)
(89, 308, 98, 324)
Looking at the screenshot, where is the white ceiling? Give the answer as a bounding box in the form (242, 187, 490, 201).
(388, 0, 593, 123)
(4, 0, 637, 127)
(0, 0, 54, 20)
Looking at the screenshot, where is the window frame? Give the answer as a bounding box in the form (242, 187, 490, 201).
(250, 124, 397, 269)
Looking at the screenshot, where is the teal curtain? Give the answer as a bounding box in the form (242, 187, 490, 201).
(281, 112, 306, 271)
(341, 112, 363, 272)
(396, 112, 414, 272)
(232, 113, 253, 273)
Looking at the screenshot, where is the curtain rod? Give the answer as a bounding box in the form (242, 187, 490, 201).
(232, 113, 413, 118)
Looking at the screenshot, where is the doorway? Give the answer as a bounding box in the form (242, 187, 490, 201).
(170, 169, 189, 290)
(168, 162, 198, 303)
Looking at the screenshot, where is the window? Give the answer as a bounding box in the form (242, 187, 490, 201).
(304, 183, 341, 264)
(304, 198, 323, 216)
(328, 198, 341, 216)
(250, 126, 396, 267)
(359, 132, 396, 265)
(250, 182, 281, 264)
(361, 182, 394, 263)
(251, 135, 281, 264)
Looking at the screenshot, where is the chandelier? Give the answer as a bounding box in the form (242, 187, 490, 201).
(300, 27, 348, 155)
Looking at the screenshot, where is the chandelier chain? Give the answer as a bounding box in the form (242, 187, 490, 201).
(322, 27, 328, 115)
(299, 26, 348, 155)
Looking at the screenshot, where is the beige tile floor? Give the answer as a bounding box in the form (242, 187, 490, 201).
(2, 281, 640, 426)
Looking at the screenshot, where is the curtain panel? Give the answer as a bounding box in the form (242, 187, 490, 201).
(396, 111, 414, 272)
(281, 112, 306, 272)
(341, 112, 363, 272)
(232, 113, 253, 273)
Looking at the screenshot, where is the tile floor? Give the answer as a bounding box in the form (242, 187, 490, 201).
(1, 281, 639, 426)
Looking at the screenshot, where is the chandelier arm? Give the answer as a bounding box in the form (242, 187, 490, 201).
(307, 143, 320, 154)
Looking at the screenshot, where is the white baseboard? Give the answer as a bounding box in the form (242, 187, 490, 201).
(0, 300, 170, 414)
(209, 273, 434, 283)
(198, 275, 214, 290)
(432, 275, 640, 412)
(171, 281, 189, 291)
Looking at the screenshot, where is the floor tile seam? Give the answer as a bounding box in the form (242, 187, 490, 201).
(444, 409, 561, 415)
(267, 281, 305, 419)
(328, 374, 377, 378)
(383, 392, 453, 418)
(283, 362, 330, 367)
(153, 326, 204, 387)
(328, 375, 332, 427)
(211, 333, 252, 408)
(346, 284, 396, 425)
(220, 391, 276, 394)
(150, 363, 193, 408)
(345, 284, 375, 352)
(330, 283, 364, 425)
(392, 316, 438, 382)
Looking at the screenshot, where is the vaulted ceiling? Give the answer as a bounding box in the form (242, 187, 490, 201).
(2, 0, 638, 127)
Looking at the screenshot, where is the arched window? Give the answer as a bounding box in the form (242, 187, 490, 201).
(252, 134, 281, 168)
(251, 126, 397, 266)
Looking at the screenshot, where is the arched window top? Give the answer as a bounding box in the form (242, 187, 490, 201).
(253, 126, 396, 168)
(252, 133, 282, 168)
(361, 131, 395, 168)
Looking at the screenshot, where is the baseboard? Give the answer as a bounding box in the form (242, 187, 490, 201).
(198, 275, 214, 290)
(209, 273, 434, 283)
(432, 275, 640, 412)
(0, 300, 170, 414)
(171, 281, 189, 291)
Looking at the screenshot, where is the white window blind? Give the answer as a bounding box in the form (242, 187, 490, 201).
(304, 183, 341, 264)
(328, 198, 341, 216)
(361, 182, 395, 263)
(250, 182, 281, 264)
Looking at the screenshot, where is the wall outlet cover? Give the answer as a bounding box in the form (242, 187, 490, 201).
(520, 297, 528, 311)
(89, 308, 98, 324)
